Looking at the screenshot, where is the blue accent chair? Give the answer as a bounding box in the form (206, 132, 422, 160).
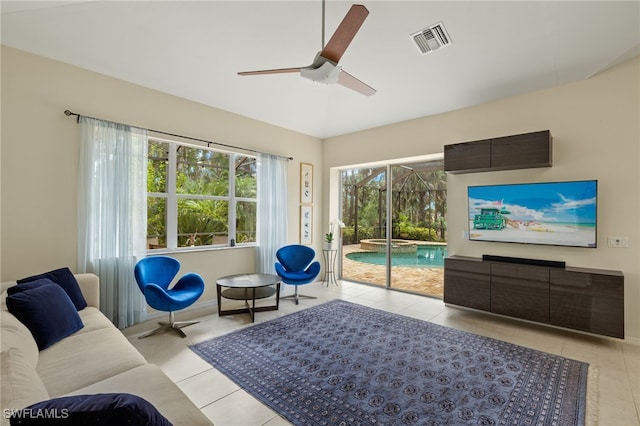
(134, 256, 205, 338)
(275, 245, 321, 305)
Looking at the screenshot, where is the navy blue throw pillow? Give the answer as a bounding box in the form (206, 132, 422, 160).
(17, 267, 87, 311)
(10, 393, 173, 425)
(6, 284, 84, 350)
(7, 278, 56, 295)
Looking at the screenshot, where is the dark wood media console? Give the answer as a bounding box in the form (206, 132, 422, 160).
(444, 255, 625, 338)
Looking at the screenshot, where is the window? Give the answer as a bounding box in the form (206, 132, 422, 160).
(146, 138, 257, 250)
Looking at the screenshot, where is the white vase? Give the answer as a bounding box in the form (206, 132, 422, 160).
(324, 241, 334, 250)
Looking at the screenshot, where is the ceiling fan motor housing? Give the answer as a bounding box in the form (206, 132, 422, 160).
(301, 60, 342, 84)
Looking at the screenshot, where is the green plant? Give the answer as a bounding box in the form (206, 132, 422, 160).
(326, 219, 345, 243)
(397, 213, 413, 236)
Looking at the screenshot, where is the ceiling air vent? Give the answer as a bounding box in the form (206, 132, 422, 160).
(411, 22, 451, 55)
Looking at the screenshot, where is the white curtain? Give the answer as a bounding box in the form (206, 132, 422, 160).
(256, 153, 288, 274)
(77, 117, 148, 328)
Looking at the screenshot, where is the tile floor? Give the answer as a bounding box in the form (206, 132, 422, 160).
(123, 281, 640, 426)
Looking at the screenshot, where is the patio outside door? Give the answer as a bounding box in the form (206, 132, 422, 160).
(340, 161, 447, 297)
(340, 167, 387, 287)
(389, 162, 447, 297)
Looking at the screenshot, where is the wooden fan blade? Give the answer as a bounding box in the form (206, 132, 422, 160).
(320, 4, 369, 64)
(338, 69, 376, 96)
(238, 67, 301, 76)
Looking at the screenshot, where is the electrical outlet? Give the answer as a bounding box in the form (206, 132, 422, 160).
(607, 236, 629, 248)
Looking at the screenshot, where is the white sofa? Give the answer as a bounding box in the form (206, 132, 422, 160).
(1, 273, 213, 425)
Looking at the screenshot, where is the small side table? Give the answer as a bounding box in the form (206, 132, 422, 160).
(322, 249, 338, 286)
(216, 273, 281, 322)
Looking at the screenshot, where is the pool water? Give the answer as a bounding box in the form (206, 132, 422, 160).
(346, 245, 447, 268)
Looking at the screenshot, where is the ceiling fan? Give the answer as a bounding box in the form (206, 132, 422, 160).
(238, 2, 375, 96)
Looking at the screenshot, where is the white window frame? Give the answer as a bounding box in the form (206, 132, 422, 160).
(147, 137, 257, 252)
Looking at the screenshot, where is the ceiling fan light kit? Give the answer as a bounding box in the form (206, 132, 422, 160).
(238, 3, 376, 96)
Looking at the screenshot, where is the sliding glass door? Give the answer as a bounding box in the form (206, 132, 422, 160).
(340, 160, 447, 297)
(340, 167, 387, 287)
(389, 162, 447, 296)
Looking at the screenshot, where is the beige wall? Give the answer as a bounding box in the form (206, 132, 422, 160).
(0, 46, 323, 305)
(323, 56, 640, 340)
(2, 45, 638, 339)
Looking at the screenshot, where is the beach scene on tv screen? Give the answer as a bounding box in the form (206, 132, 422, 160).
(468, 181, 597, 247)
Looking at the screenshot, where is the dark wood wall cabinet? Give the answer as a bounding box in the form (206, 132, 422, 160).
(444, 130, 552, 173)
(444, 256, 624, 338)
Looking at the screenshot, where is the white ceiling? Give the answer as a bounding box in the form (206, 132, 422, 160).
(2, 1, 639, 138)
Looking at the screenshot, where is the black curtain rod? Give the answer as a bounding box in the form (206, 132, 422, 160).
(64, 110, 293, 160)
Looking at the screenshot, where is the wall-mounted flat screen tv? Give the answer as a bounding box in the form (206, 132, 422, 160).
(468, 180, 597, 247)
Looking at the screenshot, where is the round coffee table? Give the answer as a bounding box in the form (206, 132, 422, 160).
(216, 273, 281, 322)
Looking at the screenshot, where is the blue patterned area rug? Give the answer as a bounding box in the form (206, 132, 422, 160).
(190, 300, 589, 425)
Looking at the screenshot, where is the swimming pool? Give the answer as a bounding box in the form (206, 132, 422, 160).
(346, 245, 447, 268)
